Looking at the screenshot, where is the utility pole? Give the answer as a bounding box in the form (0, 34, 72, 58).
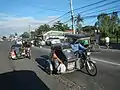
(29, 25, 31, 39)
(69, 0, 75, 34)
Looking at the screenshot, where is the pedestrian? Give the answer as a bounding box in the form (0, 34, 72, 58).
(105, 36, 110, 49)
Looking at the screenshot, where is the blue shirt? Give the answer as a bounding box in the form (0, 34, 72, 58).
(71, 43, 86, 53)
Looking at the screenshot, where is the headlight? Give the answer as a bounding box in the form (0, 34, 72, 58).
(87, 52, 91, 56)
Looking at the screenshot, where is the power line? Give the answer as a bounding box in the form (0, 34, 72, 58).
(47, 0, 109, 24)
(73, 0, 109, 11)
(83, 5, 120, 16)
(29, 4, 65, 12)
(77, 0, 120, 15)
(38, 7, 65, 12)
(63, 18, 71, 24)
(82, 10, 120, 19)
(47, 12, 70, 24)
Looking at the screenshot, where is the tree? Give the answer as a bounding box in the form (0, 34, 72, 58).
(9, 34, 15, 39)
(96, 13, 111, 37)
(110, 12, 120, 43)
(36, 24, 50, 35)
(30, 31, 36, 39)
(74, 14, 83, 33)
(96, 12, 120, 39)
(82, 26, 96, 35)
(21, 32, 30, 38)
(15, 33, 18, 36)
(110, 12, 120, 35)
(52, 21, 69, 31)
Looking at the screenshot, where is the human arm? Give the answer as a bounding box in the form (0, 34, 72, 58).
(52, 53, 63, 64)
(78, 43, 86, 51)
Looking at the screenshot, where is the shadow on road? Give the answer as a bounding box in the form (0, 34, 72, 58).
(77, 69, 91, 76)
(35, 55, 50, 75)
(0, 70, 50, 90)
(40, 55, 49, 59)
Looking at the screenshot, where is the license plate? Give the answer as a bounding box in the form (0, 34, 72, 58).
(68, 62, 75, 70)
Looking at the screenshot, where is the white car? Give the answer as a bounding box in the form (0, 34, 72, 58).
(16, 40, 22, 45)
(46, 38, 61, 45)
(40, 40, 46, 45)
(0, 38, 3, 42)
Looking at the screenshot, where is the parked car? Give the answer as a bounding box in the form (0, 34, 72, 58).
(15, 40, 22, 45)
(0, 38, 3, 42)
(45, 38, 61, 46)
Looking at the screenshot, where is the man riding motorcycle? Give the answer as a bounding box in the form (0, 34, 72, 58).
(70, 39, 87, 69)
(70, 39, 86, 54)
(22, 41, 31, 58)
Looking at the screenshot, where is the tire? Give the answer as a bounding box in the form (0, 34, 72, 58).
(45, 61, 53, 75)
(28, 53, 31, 59)
(85, 61, 97, 76)
(48, 42, 51, 46)
(28, 56, 31, 59)
(45, 66, 52, 75)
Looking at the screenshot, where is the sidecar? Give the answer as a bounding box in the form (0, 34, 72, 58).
(44, 43, 78, 74)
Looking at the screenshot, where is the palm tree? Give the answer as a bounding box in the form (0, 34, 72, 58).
(74, 14, 84, 33)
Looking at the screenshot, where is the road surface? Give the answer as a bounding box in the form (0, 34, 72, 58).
(0, 41, 75, 90)
(32, 46, 120, 90)
(0, 41, 120, 90)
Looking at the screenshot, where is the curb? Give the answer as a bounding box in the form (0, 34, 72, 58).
(99, 48, 120, 52)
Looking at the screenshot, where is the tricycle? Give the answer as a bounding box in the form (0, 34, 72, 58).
(64, 34, 97, 76)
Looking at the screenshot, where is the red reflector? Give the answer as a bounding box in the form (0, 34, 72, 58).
(11, 51, 16, 56)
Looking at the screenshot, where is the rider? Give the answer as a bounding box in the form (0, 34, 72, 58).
(70, 38, 86, 54)
(51, 50, 63, 67)
(70, 38, 87, 69)
(22, 41, 31, 55)
(51, 47, 66, 73)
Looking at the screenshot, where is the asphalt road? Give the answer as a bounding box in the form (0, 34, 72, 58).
(0, 41, 120, 90)
(32, 46, 120, 90)
(0, 41, 73, 90)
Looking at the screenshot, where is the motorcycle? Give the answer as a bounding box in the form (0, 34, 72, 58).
(75, 48, 97, 76)
(64, 33, 97, 76)
(25, 48, 31, 59)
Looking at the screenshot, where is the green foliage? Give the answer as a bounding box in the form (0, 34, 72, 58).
(82, 26, 96, 35)
(74, 14, 83, 33)
(52, 21, 69, 31)
(36, 24, 50, 35)
(21, 32, 30, 38)
(96, 12, 120, 37)
(15, 33, 18, 36)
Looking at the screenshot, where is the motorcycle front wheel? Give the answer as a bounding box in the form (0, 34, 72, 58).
(85, 61, 97, 76)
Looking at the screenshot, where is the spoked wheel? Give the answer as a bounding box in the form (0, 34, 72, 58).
(85, 61, 97, 76)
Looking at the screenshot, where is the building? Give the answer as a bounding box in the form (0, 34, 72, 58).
(42, 30, 65, 40)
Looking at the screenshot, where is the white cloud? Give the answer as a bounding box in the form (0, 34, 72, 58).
(0, 13, 58, 36)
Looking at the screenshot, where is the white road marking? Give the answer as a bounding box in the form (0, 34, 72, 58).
(92, 58, 120, 66)
(33, 46, 120, 66)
